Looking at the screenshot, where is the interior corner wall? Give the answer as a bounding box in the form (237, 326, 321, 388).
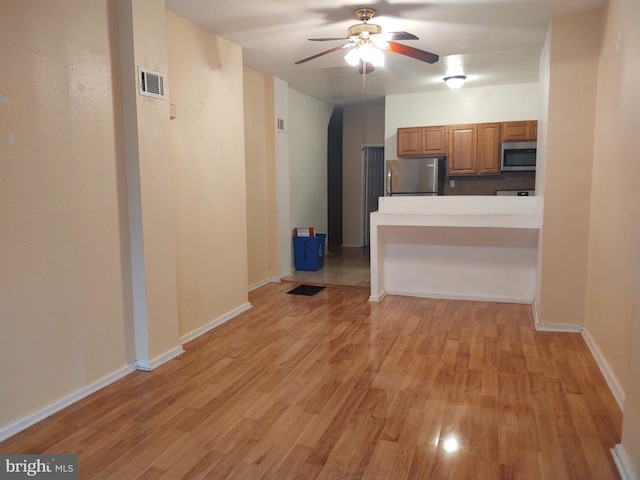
(273, 78, 291, 278)
(120, 0, 182, 366)
(621, 254, 640, 479)
(536, 10, 600, 329)
(534, 23, 551, 310)
(0, 1, 133, 432)
(585, 0, 640, 470)
(585, 0, 640, 472)
(243, 67, 270, 288)
(288, 89, 333, 245)
(166, 11, 249, 339)
(342, 104, 385, 247)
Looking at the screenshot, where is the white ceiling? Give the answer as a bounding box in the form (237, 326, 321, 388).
(165, 0, 604, 106)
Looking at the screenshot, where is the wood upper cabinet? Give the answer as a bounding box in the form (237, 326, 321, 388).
(448, 123, 501, 176)
(447, 125, 477, 175)
(421, 126, 447, 155)
(501, 121, 538, 141)
(397, 126, 446, 156)
(477, 123, 501, 174)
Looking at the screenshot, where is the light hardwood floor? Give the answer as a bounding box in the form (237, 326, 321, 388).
(0, 283, 622, 479)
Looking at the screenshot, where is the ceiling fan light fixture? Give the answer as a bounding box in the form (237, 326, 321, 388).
(444, 75, 467, 89)
(360, 43, 384, 66)
(344, 42, 384, 67)
(344, 48, 361, 66)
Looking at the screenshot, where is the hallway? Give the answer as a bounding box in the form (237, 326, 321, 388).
(283, 246, 370, 288)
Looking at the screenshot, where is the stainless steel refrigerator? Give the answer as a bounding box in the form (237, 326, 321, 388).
(386, 157, 446, 196)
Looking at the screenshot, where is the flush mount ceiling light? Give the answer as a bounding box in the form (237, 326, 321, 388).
(444, 75, 467, 89)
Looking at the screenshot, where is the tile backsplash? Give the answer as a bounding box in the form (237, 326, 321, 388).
(443, 171, 535, 195)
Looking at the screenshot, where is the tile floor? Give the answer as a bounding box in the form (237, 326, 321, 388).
(283, 245, 370, 288)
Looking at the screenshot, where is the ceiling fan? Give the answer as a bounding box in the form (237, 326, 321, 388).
(295, 8, 439, 73)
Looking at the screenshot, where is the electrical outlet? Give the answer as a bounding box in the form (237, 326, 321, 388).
(450, 179, 455, 188)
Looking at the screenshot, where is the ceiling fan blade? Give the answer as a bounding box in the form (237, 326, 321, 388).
(359, 60, 375, 75)
(295, 44, 348, 64)
(387, 41, 439, 64)
(308, 37, 348, 41)
(376, 31, 418, 41)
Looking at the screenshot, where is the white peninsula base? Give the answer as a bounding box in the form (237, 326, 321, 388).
(369, 196, 541, 304)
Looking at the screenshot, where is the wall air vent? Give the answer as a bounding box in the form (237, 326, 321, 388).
(138, 67, 167, 100)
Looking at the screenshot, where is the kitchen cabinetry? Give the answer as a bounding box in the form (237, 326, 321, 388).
(447, 125, 477, 175)
(447, 123, 501, 175)
(397, 126, 446, 156)
(501, 121, 537, 141)
(477, 123, 501, 174)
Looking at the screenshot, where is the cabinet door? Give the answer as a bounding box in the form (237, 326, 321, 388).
(477, 123, 501, 174)
(421, 126, 446, 155)
(502, 121, 537, 141)
(448, 125, 477, 175)
(397, 128, 422, 156)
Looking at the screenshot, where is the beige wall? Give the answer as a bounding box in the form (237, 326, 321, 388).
(0, 1, 133, 427)
(119, 0, 182, 366)
(166, 12, 249, 339)
(243, 67, 272, 288)
(586, 0, 640, 475)
(342, 105, 385, 247)
(584, 0, 640, 392)
(288, 89, 333, 238)
(536, 11, 601, 328)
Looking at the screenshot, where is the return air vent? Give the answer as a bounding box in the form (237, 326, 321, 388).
(138, 67, 167, 100)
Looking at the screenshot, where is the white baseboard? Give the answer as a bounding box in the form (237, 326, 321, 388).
(0, 301, 255, 443)
(0, 363, 137, 443)
(611, 444, 634, 480)
(136, 345, 185, 371)
(180, 302, 252, 345)
(368, 289, 387, 303)
(535, 323, 583, 333)
(532, 302, 583, 332)
(248, 278, 272, 292)
(273, 273, 293, 283)
(383, 289, 533, 305)
(582, 327, 625, 411)
(532, 306, 624, 410)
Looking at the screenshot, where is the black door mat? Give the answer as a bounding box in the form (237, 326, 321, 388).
(287, 285, 326, 296)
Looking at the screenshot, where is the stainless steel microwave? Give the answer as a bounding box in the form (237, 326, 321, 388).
(501, 141, 536, 171)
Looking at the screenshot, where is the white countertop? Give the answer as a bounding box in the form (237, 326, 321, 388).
(369, 195, 541, 303)
(374, 196, 540, 229)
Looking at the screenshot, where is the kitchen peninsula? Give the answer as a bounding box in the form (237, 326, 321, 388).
(369, 196, 540, 304)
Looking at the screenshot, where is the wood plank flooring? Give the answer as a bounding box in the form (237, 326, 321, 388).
(0, 283, 622, 479)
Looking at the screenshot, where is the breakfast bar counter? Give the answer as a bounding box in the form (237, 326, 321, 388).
(369, 196, 541, 303)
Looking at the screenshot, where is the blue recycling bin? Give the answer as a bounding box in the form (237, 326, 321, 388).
(293, 234, 326, 271)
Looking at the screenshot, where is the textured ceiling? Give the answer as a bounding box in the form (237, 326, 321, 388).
(165, 0, 604, 105)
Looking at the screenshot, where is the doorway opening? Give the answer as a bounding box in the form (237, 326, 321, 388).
(362, 145, 385, 247)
